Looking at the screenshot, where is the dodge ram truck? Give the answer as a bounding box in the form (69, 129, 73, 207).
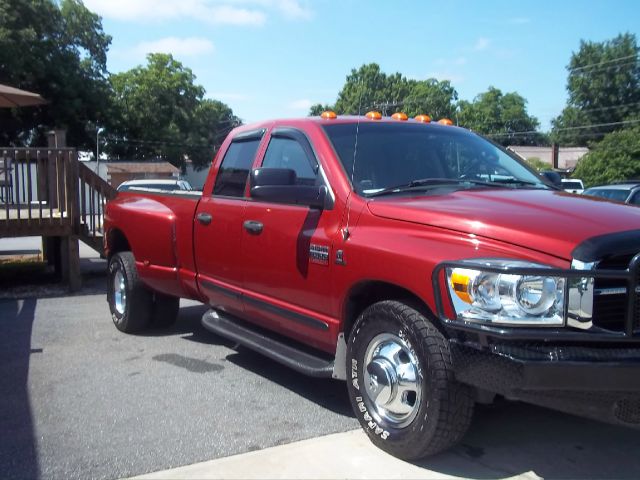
(104, 112, 640, 460)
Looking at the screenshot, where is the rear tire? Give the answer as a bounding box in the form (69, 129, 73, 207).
(346, 300, 474, 460)
(107, 252, 152, 333)
(151, 293, 180, 328)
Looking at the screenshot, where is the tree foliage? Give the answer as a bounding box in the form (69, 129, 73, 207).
(572, 126, 640, 187)
(551, 33, 640, 146)
(108, 54, 240, 168)
(0, 0, 112, 147)
(457, 87, 545, 146)
(312, 63, 458, 120)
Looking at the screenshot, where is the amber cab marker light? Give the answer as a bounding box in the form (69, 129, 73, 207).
(438, 118, 454, 125)
(391, 112, 408, 121)
(414, 114, 431, 123)
(365, 111, 382, 120)
(321, 110, 337, 119)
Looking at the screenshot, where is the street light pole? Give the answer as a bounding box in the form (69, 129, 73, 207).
(96, 126, 104, 174)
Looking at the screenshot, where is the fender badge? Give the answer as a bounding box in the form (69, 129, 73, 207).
(336, 249, 346, 266)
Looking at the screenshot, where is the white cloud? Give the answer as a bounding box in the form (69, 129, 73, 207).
(134, 37, 215, 57)
(274, 0, 312, 19)
(84, 0, 310, 24)
(425, 71, 464, 84)
(288, 99, 313, 110)
(473, 37, 491, 51)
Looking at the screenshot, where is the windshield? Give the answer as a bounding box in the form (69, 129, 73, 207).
(322, 123, 547, 196)
(562, 181, 583, 189)
(583, 188, 630, 202)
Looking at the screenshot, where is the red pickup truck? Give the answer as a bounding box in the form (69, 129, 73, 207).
(105, 113, 640, 460)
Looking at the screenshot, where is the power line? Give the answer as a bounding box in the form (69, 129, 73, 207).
(485, 118, 640, 138)
(569, 54, 639, 72)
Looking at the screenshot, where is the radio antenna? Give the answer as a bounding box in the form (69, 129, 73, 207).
(343, 84, 365, 241)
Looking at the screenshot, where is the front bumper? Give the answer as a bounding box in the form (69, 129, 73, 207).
(451, 341, 640, 427)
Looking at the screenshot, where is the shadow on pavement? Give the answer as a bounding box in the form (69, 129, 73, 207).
(419, 400, 640, 479)
(0, 298, 40, 480)
(137, 303, 354, 418)
(226, 349, 354, 418)
(0, 256, 108, 300)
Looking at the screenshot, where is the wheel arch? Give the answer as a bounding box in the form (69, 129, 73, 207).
(341, 280, 441, 341)
(106, 228, 131, 260)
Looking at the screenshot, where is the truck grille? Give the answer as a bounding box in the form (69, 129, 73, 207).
(593, 254, 639, 333)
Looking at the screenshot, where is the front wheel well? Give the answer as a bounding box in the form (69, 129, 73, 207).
(342, 281, 440, 341)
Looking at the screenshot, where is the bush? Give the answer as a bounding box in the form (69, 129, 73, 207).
(573, 127, 640, 187)
(525, 157, 550, 171)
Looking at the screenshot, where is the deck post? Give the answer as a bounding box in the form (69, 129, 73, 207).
(60, 235, 81, 291)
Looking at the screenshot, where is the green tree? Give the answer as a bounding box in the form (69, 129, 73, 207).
(552, 33, 640, 146)
(308, 103, 331, 116)
(310, 63, 458, 119)
(0, 0, 112, 147)
(457, 87, 544, 146)
(572, 126, 640, 187)
(108, 53, 240, 168)
(402, 79, 458, 119)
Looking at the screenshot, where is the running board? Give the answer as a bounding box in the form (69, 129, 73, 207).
(201, 309, 335, 378)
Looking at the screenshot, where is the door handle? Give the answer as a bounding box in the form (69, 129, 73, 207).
(243, 220, 263, 235)
(197, 212, 212, 225)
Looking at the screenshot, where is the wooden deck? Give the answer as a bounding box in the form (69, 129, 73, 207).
(1, 148, 116, 290)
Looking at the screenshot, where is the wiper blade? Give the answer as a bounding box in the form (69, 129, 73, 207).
(366, 178, 505, 197)
(487, 178, 543, 187)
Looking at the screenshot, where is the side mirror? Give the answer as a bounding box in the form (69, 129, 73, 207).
(250, 168, 327, 209)
(540, 170, 562, 188)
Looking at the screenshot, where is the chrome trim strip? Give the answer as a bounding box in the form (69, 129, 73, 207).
(594, 287, 627, 296)
(567, 259, 596, 330)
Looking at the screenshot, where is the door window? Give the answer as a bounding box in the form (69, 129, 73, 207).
(261, 137, 318, 186)
(213, 138, 261, 197)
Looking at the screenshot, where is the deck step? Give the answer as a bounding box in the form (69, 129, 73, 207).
(202, 309, 335, 378)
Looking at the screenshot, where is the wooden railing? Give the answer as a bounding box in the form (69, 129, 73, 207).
(0, 148, 79, 236)
(0, 148, 116, 254)
(78, 162, 116, 252)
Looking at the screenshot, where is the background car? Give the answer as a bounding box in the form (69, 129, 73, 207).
(561, 178, 584, 194)
(117, 179, 193, 192)
(583, 182, 640, 205)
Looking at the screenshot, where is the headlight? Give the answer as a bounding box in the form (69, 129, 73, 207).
(446, 260, 566, 326)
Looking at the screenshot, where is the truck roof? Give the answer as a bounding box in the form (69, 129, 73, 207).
(233, 115, 464, 134)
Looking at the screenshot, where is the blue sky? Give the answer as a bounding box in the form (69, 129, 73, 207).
(84, 0, 640, 130)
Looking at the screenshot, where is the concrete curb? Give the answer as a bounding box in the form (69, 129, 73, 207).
(129, 429, 539, 480)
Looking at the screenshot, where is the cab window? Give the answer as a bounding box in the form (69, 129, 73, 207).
(261, 137, 318, 186)
(213, 138, 261, 197)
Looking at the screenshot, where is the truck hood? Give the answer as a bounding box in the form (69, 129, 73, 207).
(367, 189, 640, 260)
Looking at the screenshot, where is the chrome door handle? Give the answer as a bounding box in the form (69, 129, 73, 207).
(243, 220, 263, 235)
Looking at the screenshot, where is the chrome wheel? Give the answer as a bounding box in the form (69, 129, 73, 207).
(113, 270, 127, 315)
(363, 333, 422, 428)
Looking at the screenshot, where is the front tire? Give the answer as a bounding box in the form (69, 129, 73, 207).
(107, 252, 153, 333)
(346, 300, 474, 460)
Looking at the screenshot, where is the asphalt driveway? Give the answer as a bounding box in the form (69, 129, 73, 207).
(2, 277, 640, 479)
